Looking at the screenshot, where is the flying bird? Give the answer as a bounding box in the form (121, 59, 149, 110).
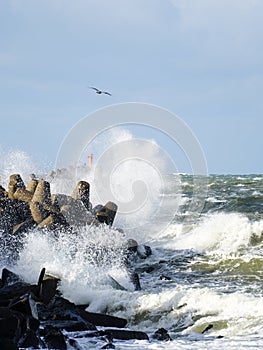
(90, 86, 112, 96)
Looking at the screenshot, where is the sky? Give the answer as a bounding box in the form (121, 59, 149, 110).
(0, 0, 263, 174)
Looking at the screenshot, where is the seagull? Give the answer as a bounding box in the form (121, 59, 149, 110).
(89, 86, 112, 96)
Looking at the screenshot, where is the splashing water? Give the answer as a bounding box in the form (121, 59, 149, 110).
(14, 224, 129, 304)
(0, 148, 37, 187)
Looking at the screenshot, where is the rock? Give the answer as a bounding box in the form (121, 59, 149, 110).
(101, 343, 116, 349)
(12, 218, 35, 235)
(92, 204, 104, 215)
(42, 319, 94, 332)
(39, 273, 60, 304)
(13, 188, 33, 203)
(51, 194, 75, 211)
(30, 201, 49, 224)
(0, 338, 18, 350)
(68, 338, 83, 349)
(60, 200, 92, 226)
(0, 281, 37, 300)
(38, 213, 68, 229)
(18, 328, 39, 348)
(26, 179, 39, 194)
(129, 272, 141, 291)
(107, 275, 127, 291)
(0, 185, 7, 198)
(152, 328, 171, 341)
(77, 309, 127, 328)
(42, 296, 96, 330)
(202, 324, 214, 334)
(32, 180, 52, 207)
(160, 275, 172, 281)
(137, 244, 152, 259)
(0, 307, 21, 339)
(1, 268, 24, 287)
(126, 239, 138, 253)
(100, 329, 149, 341)
(1, 198, 31, 231)
(42, 325, 67, 350)
(9, 293, 39, 321)
(8, 174, 25, 199)
(72, 181, 91, 210)
(96, 201, 118, 226)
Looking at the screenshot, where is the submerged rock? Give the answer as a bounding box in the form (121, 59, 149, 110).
(152, 327, 171, 341)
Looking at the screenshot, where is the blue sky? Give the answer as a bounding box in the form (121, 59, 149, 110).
(0, 0, 262, 174)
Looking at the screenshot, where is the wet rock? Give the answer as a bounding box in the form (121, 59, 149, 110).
(0, 281, 37, 300)
(202, 324, 214, 334)
(129, 272, 141, 291)
(0, 185, 8, 198)
(101, 343, 116, 349)
(13, 188, 33, 203)
(42, 325, 67, 350)
(12, 218, 35, 235)
(9, 294, 37, 319)
(68, 338, 83, 349)
(96, 201, 118, 226)
(41, 296, 96, 330)
(42, 319, 93, 332)
(0, 307, 21, 339)
(92, 204, 104, 215)
(60, 200, 92, 226)
(1, 268, 24, 287)
(30, 201, 49, 224)
(126, 239, 138, 253)
(8, 174, 25, 199)
(72, 180, 91, 211)
(0, 338, 18, 350)
(38, 212, 68, 229)
(18, 328, 39, 348)
(107, 275, 127, 291)
(51, 193, 75, 210)
(77, 309, 127, 328)
(137, 244, 152, 259)
(100, 329, 149, 341)
(26, 178, 39, 194)
(39, 273, 60, 305)
(152, 327, 171, 341)
(1, 198, 31, 230)
(32, 180, 52, 207)
(160, 274, 172, 281)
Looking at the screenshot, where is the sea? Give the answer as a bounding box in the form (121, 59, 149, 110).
(0, 150, 263, 350)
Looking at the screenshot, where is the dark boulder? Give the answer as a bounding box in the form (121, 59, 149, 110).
(77, 309, 127, 328)
(100, 329, 149, 341)
(18, 328, 39, 348)
(0, 338, 18, 350)
(152, 327, 171, 341)
(96, 201, 118, 226)
(129, 272, 141, 291)
(42, 325, 67, 350)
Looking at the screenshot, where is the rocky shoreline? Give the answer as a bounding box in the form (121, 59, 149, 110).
(0, 266, 149, 349)
(0, 173, 157, 349)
